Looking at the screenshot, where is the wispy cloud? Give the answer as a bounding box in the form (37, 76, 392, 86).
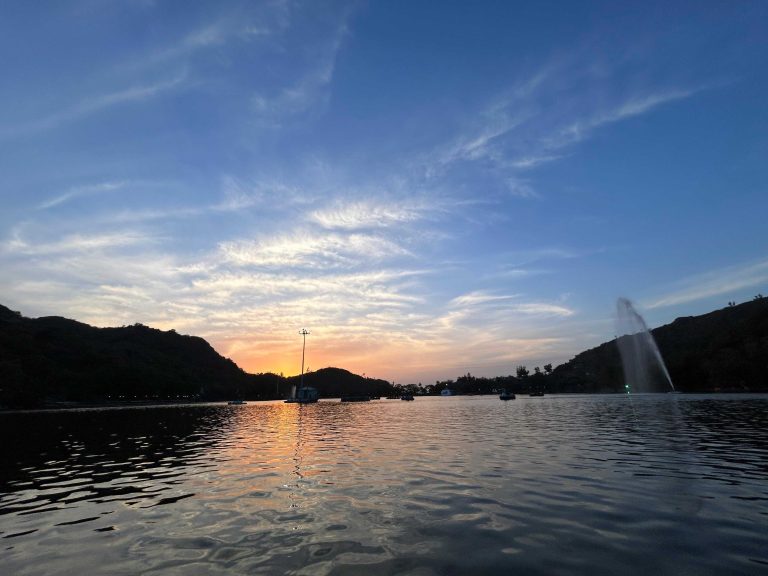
(147, 23, 230, 63)
(132, 1, 292, 67)
(219, 231, 410, 269)
(646, 258, 768, 308)
(251, 60, 334, 121)
(424, 55, 705, 203)
(104, 206, 205, 224)
(250, 18, 350, 124)
(212, 176, 314, 212)
(2, 73, 187, 139)
(502, 247, 582, 267)
(38, 181, 128, 210)
(449, 291, 518, 307)
(512, 302, 575, 317)
(506, 177, 538, 198)
(443, 290, 575, 333)
(309, 200, 423, 230)
(2, 231, 154, 256)
(435, 67, 555, 169)
(213, 176, 265, 211)
(545, 88, 699, 153)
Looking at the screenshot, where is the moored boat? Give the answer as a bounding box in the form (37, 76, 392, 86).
(285, 329, 319, 403)
(285, 386, 318, 403)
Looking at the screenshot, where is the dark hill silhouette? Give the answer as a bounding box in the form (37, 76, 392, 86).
(2, 297, 766, 407)
(288, 367, 392, 398)
(0, 304, 254, 407)
(0, 304, 398, 408)
(550, 297, 768, 393)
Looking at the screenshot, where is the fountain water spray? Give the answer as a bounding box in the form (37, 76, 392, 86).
(615, 298, 675, 393)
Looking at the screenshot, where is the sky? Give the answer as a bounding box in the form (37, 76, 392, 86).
(1, 1, 767, 384)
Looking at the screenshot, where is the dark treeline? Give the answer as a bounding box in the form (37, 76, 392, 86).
(1, 296, 767, 408)
(250, 367, 393, 400)
(398, 366, 551, 397)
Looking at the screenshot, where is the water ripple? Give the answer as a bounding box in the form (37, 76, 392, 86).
(1, 396, 767, 574)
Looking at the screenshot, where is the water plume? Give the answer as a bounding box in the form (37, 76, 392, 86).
(615, 297, 675, 392)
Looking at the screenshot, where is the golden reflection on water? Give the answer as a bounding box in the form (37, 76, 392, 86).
(2, 396, 768, 575)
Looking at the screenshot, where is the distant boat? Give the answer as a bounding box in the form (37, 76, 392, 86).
(499, 390, 515, 401)
(400, 394, 415, 401)
(285, 328, 318, 404)
(228, 400, 246, 405)
(529, 390, 544, 397)
(440, 388, 455, 396)
(285, 386, 318, 404)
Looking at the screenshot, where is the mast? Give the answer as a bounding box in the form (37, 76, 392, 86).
(298, 328, 310, 396)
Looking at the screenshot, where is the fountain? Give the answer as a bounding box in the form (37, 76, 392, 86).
(615, 297, 675, 393)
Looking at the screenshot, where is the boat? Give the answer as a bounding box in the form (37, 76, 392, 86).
(529, 390, 544, 397)
(285, 386, 318, 404)
(440, 388, 455, 396)
(499, 390, 515, 401)
(285, 328, 319, 404)
(227, 400, 246, 405)
(400, 394, 415, 401)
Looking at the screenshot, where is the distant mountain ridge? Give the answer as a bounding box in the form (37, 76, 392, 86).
(1, 298, 766, 407)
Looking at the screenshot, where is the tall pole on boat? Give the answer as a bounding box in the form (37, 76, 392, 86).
(299, 329, 310, 393)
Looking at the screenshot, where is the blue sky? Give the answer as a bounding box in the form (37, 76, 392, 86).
(1, 1, 767, 382)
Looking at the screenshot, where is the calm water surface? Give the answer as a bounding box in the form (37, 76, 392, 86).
(1, 395, 767, 575)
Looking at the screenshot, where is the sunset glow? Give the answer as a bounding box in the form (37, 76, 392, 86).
(1, 2, 766, 382)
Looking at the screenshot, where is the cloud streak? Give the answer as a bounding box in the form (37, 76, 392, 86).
(546, 87, 700, 153)
(219, 231, 411, 269)
(2, 73, 187, 139)
(425, 57, 705, 203)
(309, 200, 423, 230)
(250, 15, 350, 124)
(38, 181, 128, 210)
(2, 231, 155, 256)
(646, 258, 768, 308)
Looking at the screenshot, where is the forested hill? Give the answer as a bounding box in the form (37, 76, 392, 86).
(0, 304, 254, 407)
(550, 297, 768, 393)
(0, 305, 397, 408)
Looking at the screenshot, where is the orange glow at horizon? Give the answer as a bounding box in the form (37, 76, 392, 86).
(213, 333, 430, 381)
(208, 329, 563, 384)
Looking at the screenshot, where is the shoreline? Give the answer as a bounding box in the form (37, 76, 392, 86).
(3, 390, 767, 413)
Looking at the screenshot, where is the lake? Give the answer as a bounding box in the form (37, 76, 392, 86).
(1, 394, 767, 575)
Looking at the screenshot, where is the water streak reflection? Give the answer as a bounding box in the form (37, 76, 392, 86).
(0, 395, 767, 575)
